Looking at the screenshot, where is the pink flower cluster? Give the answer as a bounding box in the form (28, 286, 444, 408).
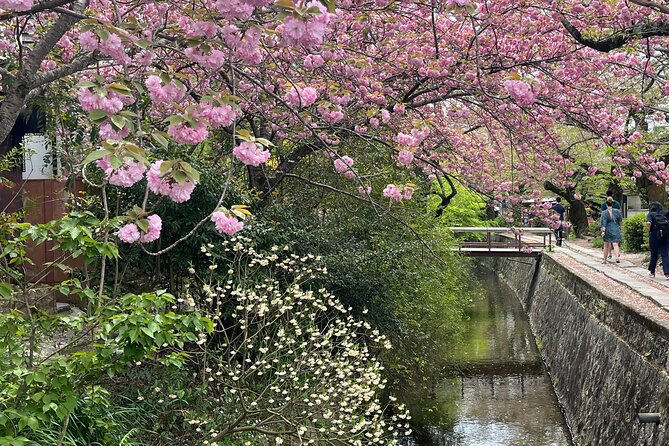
(147, 160, 196, 203)
(96, 156, 146, 187)
(211, 211, 244, 236)
(396, 128, 430, 147)
(232, 141, 271, 166)
(334, 155, 354, 173)
(167, 122, 209, 145)
(285, 86, 319, 108)
(383, 184, 414, 201)
(0, 0, 33, 11)
(280, 2, 330, 47)
(78, 88, 133, 114)
(196, 103, 236, 128)
(118, 214, 162, 244)
(185, 46, 226, 70)
(503, 80, 536, 107)
(145, 75, 186, 104)
(397, 150, 414, 166)
(317, 104, 345, 123)
(79, 31, 129, 65)
(214, 0, 254, 20)
(99, 122, 130, 141)
(358, 186, 372, 196)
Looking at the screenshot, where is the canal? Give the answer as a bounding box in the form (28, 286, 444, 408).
(399, 265, 573, 445)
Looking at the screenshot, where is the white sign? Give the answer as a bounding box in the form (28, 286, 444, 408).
(22, 134, 56, 180)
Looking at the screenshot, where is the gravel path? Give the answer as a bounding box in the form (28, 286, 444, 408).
(551, 250, 669, 326)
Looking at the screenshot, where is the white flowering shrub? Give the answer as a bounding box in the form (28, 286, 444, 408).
(179, 237, 412, 445)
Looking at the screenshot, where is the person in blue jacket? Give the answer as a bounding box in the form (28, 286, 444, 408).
(600, 197, 622, 264)
(600, 191, 621, 258)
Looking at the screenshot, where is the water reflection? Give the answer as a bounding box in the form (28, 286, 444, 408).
(399, 266, 572, 445)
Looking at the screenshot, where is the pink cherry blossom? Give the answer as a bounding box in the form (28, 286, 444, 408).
(211, 211, 244, 236)
(145, 75, 186, 103)
(285, 86, 319, 108)
(167, 122, 209, 145)
(233, 141, 271, 166)
(168, 180, 196, 203)
(118, 223, 141, 243)
(0, 0, 33, 11)
(358, 186, 372, 195)
(147, 160, 196, 203)
(397, 150, 414, 166)
(503, 80, 536, 107)
(96, 156, 146, 188)
(383, 184, 403, 202)
(334, 156, 354, 173)
(140, 214, 162, 243)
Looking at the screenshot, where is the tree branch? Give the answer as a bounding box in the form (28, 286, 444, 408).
(560, 15, 669, 52)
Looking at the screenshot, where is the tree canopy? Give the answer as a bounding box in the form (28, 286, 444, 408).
(1, 0, 669, 238)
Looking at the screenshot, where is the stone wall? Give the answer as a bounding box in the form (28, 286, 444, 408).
(482, 255, 669, 446)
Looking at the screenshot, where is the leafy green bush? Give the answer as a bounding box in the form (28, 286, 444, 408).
(588, 220, 602, 238)
(622, 213, 648, 252)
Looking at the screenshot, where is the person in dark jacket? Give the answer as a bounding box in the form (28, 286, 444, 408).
(646, 202, 669, 279)
(551, 197, 565, 246)
(600, 190, 621, 212)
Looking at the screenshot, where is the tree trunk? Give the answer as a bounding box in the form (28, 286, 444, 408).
(568, 199, 589, 237)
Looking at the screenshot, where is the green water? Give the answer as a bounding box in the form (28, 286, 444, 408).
(399, 266, 572, 446)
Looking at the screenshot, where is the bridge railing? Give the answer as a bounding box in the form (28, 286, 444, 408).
(447, 227, 554, 256)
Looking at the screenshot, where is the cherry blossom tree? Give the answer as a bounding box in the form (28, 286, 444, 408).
(1, 0, 669, 240)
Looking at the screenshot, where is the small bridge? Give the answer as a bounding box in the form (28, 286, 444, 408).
(448, 227, 554, 257)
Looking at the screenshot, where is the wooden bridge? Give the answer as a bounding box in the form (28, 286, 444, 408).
(448, 227, 554, 257)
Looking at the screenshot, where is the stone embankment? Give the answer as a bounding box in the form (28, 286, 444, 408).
(482, 252, 669, 446)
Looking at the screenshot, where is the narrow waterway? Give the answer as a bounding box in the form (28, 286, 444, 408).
(400, 265, 572, 446)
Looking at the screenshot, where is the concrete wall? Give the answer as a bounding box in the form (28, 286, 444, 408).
(481, 255, 669, 446)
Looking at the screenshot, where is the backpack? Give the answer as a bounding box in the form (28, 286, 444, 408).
(653, 212, 669, 240)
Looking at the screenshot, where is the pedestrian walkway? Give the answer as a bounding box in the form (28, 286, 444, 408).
(551, 240, 669, 310)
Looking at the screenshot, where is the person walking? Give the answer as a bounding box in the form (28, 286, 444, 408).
(600, 191, 621, 258)
(600, 190, 621, 212)
(646, 202, 669, 279)
(601, 197, 622, 264)
(551, 197, 565, 246)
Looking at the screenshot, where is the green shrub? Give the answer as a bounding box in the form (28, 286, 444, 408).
(622, 213, 648, 252)
(588, 220, 602, 238)
(591, 237, 604, 249)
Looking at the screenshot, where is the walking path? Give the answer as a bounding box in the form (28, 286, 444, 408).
(549, 240, 669, 310)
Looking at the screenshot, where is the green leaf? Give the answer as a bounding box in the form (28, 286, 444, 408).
(77, 80, 97, 88)
(95, 28, 110, 41)
(323, 0, 335, 13)
(136, 219, 149, 233)
(82, 149, 110, 165)
(109, 155, 123, 169)
(108, 82, 133, 96)
(159, 160, 173, 176)
(0, 282, 12, 300)
(135, 39, 150, 49)
(110, 115, 126, 131)
(236, 129, 253, 141)
(255, 137, 275, 147)
(89, 109, 108, 123)
(275, 0, 295, 9)
(171, 170, 187, 184)
(178, 162, 200, 183)
(152, 132, 169, 148)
